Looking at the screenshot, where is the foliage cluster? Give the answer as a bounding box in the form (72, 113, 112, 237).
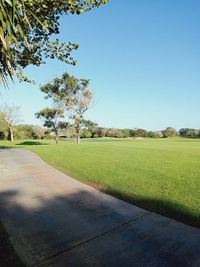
(179, 128, 200, 138)
(0, 0, 108, 85)
(80, 126, 175, 139)
(2, 118, 200, 141)
(0, 123, 46, 141)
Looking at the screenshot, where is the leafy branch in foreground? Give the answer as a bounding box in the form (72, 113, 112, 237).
(0, 0, 108, 86)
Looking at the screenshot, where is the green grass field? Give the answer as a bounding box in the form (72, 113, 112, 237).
(1, 138, 200, 227)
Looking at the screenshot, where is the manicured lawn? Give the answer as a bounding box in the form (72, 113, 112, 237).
(1, 138, 200, 227)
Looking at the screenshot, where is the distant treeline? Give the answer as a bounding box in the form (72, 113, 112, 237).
(82, 127, 164, 138)
(178, 128, 200, 138)
(0, 123, 199, 140)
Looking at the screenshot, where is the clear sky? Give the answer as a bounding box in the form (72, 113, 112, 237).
(0, 0, 199, 131)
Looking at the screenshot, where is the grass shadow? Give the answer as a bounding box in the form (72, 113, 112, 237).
(16, 141, 48, 146)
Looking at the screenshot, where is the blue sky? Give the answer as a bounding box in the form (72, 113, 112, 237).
(0, 0, 199, 131)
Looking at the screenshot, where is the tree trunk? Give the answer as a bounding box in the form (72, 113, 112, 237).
(10, 127, 14, 142)
(76, 134, 80, 144)
(55, 133, 59, 144)
(53, 126, 59, 144)
(76, 126, 80, 144)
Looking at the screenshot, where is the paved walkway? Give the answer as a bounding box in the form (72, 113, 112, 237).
(0, 149, 200, 267)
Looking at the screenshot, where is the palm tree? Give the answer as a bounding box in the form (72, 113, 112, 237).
(0, 1, 28, 84)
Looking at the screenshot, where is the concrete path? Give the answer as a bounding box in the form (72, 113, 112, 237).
(0, 149, 200, 267)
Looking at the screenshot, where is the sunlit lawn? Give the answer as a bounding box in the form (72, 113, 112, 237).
(1, 137, 200, 227)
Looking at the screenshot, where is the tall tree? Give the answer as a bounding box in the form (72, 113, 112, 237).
(35, 107, 67, 144)
(0, 104, 21, 142)
(0, 0, 108, 86)
(40, 72, 93, 144)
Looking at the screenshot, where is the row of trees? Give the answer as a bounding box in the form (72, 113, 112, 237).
(1, 108, 200, 142)
(81, 127, 177, 138)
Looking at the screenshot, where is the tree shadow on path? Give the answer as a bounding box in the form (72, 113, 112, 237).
(0, 189, 200, 267)
(102, 188, 200, 228)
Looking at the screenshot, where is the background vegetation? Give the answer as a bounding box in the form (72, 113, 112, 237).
(1, 121, 200, 141)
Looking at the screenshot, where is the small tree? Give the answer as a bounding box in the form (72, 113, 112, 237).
(40, 72, 93, 144)
(35, 107, 66, 144)
(0, 104, 21, 142)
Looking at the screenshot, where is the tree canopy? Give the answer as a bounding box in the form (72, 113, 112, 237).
(40, 72, 93, 143)
(0, 0, 108, 85)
